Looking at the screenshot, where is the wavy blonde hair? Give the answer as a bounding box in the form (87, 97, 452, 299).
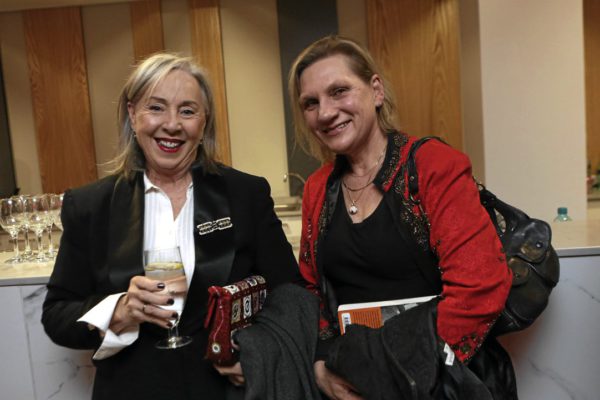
(288, 36, 397, 162)
(108, 53, 218, 178)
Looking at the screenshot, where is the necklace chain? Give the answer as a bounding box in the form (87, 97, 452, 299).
(346, 145, 387, 178)
(344, 183, 369, 215)
(342, 179, 373, 192)
(343, 144, 386, 215)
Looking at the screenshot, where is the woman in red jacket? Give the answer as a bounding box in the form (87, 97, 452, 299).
(288, 36, 514, 399)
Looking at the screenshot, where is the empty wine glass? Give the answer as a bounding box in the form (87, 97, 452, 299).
(143, 246, 192, 349)
(24, 195, 50, 262)
(11, 195, 33, 260)
(0, 198, 22, 264)
(52, 193, 64, 231)
(43, 194, 60, 258)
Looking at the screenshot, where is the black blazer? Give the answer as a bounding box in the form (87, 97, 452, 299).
(42, 165, 302, 400)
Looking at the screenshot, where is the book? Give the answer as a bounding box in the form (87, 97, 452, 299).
(337, 295, 437, 334)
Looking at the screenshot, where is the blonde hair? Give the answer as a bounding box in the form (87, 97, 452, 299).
(288, 35, 397, 162)
(109, 53, 218, 178)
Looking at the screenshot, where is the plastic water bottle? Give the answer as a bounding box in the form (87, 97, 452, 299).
(553, 207, 572, 222)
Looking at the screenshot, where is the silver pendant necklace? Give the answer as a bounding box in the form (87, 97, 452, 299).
(342, 145, 387, 215)
(342, 180, 370, 215)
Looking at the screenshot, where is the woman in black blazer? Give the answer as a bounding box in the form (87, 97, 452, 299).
(42, 54, 302, 400)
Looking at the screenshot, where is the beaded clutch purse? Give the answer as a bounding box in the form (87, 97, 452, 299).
(204, 275, 267, 366)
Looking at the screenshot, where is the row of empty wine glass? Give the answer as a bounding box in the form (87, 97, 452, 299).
(0, 194, 64, 264)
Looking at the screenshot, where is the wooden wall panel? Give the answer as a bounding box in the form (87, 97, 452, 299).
(23, 7, 97, 193)
(366, 0, 463, 150)
(585, 0, 600, 173)
(188, 0, 231, 165)
(130, 0, 165, 61)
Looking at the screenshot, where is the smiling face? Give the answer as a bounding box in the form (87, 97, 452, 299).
(298, 54, 384, 157)
(128, 69, 206, 179)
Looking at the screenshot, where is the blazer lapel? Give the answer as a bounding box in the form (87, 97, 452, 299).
(190, 168, 235, 288)
(107, 173, 145, 290)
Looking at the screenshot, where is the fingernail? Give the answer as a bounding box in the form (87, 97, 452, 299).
(167, 298, 174, 305)
(157, 282, 165, 289)
(172, 312, 179, 319)
(167, 322, 173, 328)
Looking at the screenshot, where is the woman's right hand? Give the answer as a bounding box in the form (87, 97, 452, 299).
(109, 275, 176, 334)
(314, 360, 364, 400)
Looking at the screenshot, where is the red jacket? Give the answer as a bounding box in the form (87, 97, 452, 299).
(299, 132, 512, 362)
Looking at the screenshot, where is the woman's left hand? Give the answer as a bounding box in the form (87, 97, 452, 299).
(214, 362, 245, 386)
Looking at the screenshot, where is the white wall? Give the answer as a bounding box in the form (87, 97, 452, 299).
(459, 0, 485, 180)
(476, 0, 587, 221)
(220, 0, 289, 197)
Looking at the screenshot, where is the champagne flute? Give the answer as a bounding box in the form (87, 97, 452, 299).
(143, 246, 192, 349)
(0, 198, 22, 263)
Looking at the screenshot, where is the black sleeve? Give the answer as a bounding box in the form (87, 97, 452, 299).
(315, 336, 337, 361)
(41, 189, 104, 350)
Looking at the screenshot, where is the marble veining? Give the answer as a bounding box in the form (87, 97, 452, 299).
(527, 359, 588, 400)
(0, 285, 36, 399)
(500, 255, 600, 400)
(562, 276, 599, 304)
(22, 286, 46, 320)
(45, 357, 95, 399)
(21, 285, 95, 400)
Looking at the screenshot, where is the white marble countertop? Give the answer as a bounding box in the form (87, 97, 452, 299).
(1, 219, 598, 287)
(550, 219, 600, 257)
(0, 255, 54, 287)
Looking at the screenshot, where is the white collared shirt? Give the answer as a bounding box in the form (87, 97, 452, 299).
(78, 173, 195, 360)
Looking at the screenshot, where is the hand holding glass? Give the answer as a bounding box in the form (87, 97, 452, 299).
(143, 246, 192, 349)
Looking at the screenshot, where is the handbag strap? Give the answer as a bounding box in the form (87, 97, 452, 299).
(407, 136, 446, 198)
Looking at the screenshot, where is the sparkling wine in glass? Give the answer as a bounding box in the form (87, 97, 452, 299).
(0, 198, 22, 264)
(143, 246, 192, 349)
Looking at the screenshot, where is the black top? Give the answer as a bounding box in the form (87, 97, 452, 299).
(322, 189, 433, 306)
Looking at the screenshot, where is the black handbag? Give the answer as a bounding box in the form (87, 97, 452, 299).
(406, 137, 560, 336)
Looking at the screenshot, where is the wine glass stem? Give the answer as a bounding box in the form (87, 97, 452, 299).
(47, 227, 54, 254)
(167, 324, 179, 343)
(24, 229, 32, 252)
(10, 234, 20, 258)
(35, 233, 44, 260)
